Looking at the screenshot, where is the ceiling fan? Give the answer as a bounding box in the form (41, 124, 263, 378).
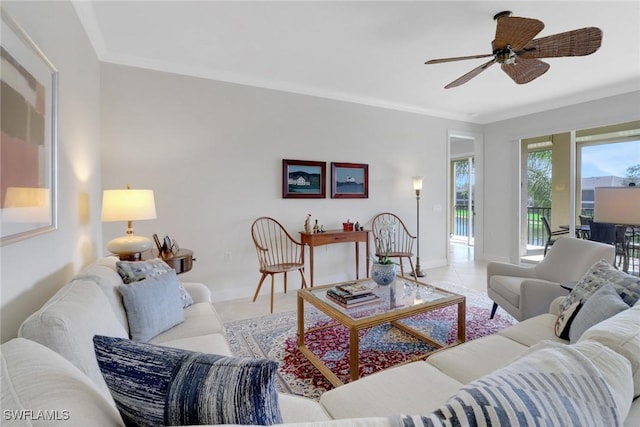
(425, 11, 603, 89)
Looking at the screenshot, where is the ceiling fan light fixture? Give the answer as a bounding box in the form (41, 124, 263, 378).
(494, 46, 517, 64)
(425, 11, 603, 88)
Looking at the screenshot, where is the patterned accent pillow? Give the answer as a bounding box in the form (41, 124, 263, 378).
(555, 259, 640, 338)
(93, 335, 282, 426)
(116, 258, 193, 308)
(391, 341, 626, 427)
(554, 300, 582, 339)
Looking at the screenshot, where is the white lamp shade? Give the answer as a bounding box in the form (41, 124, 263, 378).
(101, 187, 156, 258)
(412, 176, 424, 191)
(101, 189, 157, 222)
(594, 187, 640, 225)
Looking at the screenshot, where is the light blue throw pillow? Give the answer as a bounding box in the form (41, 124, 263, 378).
(119, 271, 184, 342)
(116, 258, 194, 308)
(93, 335, 282, 426)
(569, 283, 628, 343)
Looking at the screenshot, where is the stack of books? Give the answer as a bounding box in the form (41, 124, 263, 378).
(326, 283, 381, 308)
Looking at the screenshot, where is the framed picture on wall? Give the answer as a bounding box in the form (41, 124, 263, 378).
(1, 10, 59, 245)
(331, 162, 368, 199)
(282, 159, 326, 199)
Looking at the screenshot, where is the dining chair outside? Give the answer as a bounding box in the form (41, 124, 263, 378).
(578, 215, 592, 239)
(615, 226, 631, 271)
(371, 212, 417, 278)
(588, 220, 616, 244)
(251, 217, 308, 313)
(579, 215, 592, 225)
(542, 216, 570, 256)
(589, 220, 630, 271)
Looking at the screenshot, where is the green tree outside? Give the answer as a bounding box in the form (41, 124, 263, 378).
(528, 150, 552, 207)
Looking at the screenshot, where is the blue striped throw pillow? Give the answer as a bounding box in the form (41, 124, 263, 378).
(93, 335, 282, 426)
(390, 341, 625, 427)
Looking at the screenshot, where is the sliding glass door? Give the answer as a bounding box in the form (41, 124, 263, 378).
(519, 121, 640, 271)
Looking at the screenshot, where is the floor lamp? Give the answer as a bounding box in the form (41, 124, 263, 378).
(412, 176, 425, 277)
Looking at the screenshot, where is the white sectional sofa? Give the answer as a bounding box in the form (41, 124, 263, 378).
(1, 256, 639, 426)
(3, 257, 327, 426)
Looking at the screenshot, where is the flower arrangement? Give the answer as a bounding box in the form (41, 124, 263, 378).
(373, 219, 397, 265)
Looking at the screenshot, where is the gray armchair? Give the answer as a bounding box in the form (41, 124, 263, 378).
(487, 237, 615, 321)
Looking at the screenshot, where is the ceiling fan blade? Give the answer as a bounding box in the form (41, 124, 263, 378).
(444, 58, 496, 89)
(501, 58, 550, 84)
(493, 16, 544, 51)
(518, 27, 603, 59)
(425, 54, 493, 65)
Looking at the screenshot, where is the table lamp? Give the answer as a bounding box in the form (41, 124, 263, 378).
(101, 185, 157, 260)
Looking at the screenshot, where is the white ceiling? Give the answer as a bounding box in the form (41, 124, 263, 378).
(73, 1, 640, 124)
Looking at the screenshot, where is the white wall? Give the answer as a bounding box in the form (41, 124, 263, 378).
(482, 91, 640, 264)
(100, 63, 481, 301)
(0, 1, 103, 341)
(1, 2, 636, 339)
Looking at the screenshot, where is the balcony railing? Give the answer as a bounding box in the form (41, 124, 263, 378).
(453, 205, 474, 238)
(527, 207, 551, 246)
(454, 206, 601, 246)
(527, 207, 596, 246)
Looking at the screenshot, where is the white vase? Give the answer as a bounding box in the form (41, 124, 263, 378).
(371, 263, 396, 286)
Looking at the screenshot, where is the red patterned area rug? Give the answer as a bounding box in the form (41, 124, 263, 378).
(225, 282, 515, 400)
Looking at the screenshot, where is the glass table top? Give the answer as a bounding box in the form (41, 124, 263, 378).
(304, 277, 463, 320)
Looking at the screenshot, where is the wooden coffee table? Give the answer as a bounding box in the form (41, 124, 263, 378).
(297, 277, 466, 386)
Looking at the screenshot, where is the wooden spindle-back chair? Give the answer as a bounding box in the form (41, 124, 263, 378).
(251, 217, 308, 313)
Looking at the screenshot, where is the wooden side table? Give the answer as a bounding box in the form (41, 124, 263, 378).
(145, 249, 195, 274)
(299, 230, 370, 287)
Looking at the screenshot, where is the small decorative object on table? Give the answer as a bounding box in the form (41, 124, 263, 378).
(342, 220, 354, 231)
(153, 234, 163, 253)
(162, 235, 172, 257)
(304, 214, 312, 233)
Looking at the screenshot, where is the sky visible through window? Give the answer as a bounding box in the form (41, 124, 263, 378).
(581, 140, 640, 178)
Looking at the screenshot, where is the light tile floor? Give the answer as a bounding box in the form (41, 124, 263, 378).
(214, 242, 489, 323)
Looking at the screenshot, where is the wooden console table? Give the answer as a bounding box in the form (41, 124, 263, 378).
(299, 230, 370, 287)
